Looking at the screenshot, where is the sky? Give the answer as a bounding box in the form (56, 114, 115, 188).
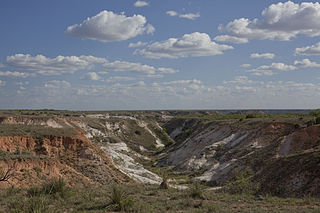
(0, 0, 320, 110)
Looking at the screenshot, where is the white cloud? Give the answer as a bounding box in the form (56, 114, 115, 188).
(248, 59, 320, 76)
(158, 67, 179, 74)
(166, 10, 200, 20)
(137, 32, 233, 59)
(44, 80, 71, 89)
(295, 42, 320, 55)
(65, 10, 155, 42)
(179, 13, 200, 20)
(162, 79, 201, 85)
(103, 60, 156, 74)
(294, 59, 320, 68)
(240, 64, 251, 68)
(0, 71, 35, 78)
(98, 71, 109, 75)
(223, 76, 257, 85)
(0, 80, 5, 86)
(250, 70, 275, 76)
(6, 54, 106, 75)
(81, 72, 100, 81)
(214, 35, 248, 44)
(128, 41, 148, 48)
(104, 76, 136, 83)
(247, 62, 296, 76)
(134, 1, 149, 7)
(166, 11, 178, 17)
(15, 81, 29, 86)
(219, 1, 320, 42)
(250, 53, 275, 59)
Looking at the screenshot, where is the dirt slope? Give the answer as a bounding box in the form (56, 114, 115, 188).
(160, 117, 320, 197)
(0, 127, 131, 187)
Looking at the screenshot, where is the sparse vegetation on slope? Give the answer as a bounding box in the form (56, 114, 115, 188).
(0, 110, 319, 212)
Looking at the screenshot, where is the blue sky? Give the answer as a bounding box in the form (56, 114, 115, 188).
(1, 0, 320, 110)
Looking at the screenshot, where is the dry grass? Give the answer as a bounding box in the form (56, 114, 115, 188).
(0, 184, 319, 213)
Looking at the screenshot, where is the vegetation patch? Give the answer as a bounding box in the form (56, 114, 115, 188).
(0, 124, 77, 138)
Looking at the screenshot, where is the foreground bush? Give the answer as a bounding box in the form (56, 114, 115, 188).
(189, 182, 205, 199)
(225, 169, 260, 195)
(26, 196, 49, 213)
(107, 185, 134, 212)
(27, 177, 67, 198)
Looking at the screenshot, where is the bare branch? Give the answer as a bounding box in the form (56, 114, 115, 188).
(0, 162, 17, 182)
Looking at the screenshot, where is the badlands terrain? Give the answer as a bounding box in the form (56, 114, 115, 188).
(0, 109, 319, 212)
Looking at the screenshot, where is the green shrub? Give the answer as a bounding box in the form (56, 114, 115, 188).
(27, 178, 67, 198)
(134, 130, 141, 135)
(190, 182, 205, 199)
(107, 185, 134, 211)
(310, 109, 320, 117)
(225, 169, 259, 195)
(26, 196, 49, 213)
(245, 114, 256, 119)
(315, 117, 320, 125)
(307, 120, 315, 127)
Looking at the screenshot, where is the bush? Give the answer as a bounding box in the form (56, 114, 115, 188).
(306, 120, 315, 127)
(159, 170, 169, 189)
(107, 185, 134, 212)
(134, 130, 141, 135)
(190, 182, 205, 199)
(225, 169, 259, 195)
(310, 109, 320, 117)
(27, 178, 67, 198)
(245, 114, 256, 119)
(316, 117, 320, 125)
(26, 196, 49, 213)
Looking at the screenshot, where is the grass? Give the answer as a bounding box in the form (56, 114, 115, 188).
(27, 178, 68, 198)
(0, 124, 77, 138)
(0, 184, 319, 212)
(0, 150, 48, 160)
(177, 112, 314, 124)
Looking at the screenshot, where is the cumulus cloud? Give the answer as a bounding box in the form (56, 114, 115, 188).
(250, 53, 275, 59)
(248, 58, 320, 76)
(0, 80, 5, 86)
(295, 42, 320, 55)
(0, 71, 35, 78)
(179, 13, 200, 20)
(81, 72, 100, 81)
(158, 67, 179, 74)
(223, 76, 255, 85)
(166, 11, 178, 17)
(44, 80, 71, 89)
(240, 64, 251, 68)
(137, 32, 233, 59)
(294, 59, 320, 67)
(166, 10, 200, 20)
(128, 41, 148, 48)
(15, 81, 29, 86)
(162, 79, 201, 85)
(134, 1, 149, 7)
(219, 1, 320, 42)
(65, 10, 155, 42)
(103, 60, 156, 74)
(104, 76, 136, 83)
(214, 35, 248, 44)
(6, 54, 106, 75)
(247, 62, 296, 76)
